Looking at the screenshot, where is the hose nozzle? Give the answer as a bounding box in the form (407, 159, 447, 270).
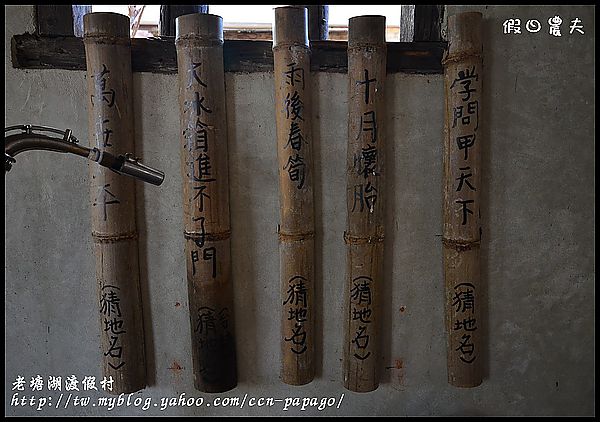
(116, 153, 165, 186)
(88, 148, 165, 186)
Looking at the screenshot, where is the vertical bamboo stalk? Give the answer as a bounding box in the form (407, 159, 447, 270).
(442, 11, 483, 388)
(343, 15, 386, 393)
(175, 13, 237, 393)
(273, 6, 315, 386)
(83, 12, 146, 394)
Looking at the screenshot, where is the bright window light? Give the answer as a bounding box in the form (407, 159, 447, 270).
(91, 5, 403, 41)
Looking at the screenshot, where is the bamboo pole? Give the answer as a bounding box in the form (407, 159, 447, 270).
(83, 12, 146, 394)
(273, 6, 315, 386)
(343, 15, 386, 393)
(175, 13, 237, 393)
(442, 11, 483, 388)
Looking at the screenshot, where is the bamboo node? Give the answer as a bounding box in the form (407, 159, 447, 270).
(272, 43, 310, 52)
(184, 230, 231, 242)
(175, 37, 224, 48)
(442, 49, 482, 66)
(83, 35, 131, 46)
(278, 230, 315, 242)
(343, 232, 384, 244)
(347, 44, 387, 52)
(91, 231, 138, 243)
(442, 236, 480, 251)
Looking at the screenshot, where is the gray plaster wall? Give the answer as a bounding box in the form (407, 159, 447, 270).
(4, 5, 595, 416)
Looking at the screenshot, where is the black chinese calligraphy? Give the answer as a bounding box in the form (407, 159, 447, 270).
(184, 92, 213, 116)
(91, 64, 116, 107)
(456, 134, 476, 160)
(100, 285, 126, 370)
(350, 276, 373, 306)
(285, 122, 305, 151)
(456, 199, 474, 226)
(450, 66, 479, 102)
(190, 153, 216, 183)
(354, 145, 379, 179)
(283, 275, 309, 355)
(452, 101, 479, 130)
(187, 62, 207, 89)
(284, 62, 305, 89)
(194, 307, 229, 338)
(452, 282, 475, 313)
(192, 185, 210, 213)
(183, 119, 210, 153)
(191, 217, 206, 248)
(350, 276, 373, 361)
(449, 65, 480, 229)
(352, 326, 371, 360)
(357, 111, 377, 143)
(285, 91, 304, 121)
(352, 182, 377, 213)
(194, 306, 233, 382)
(191, 246, 217, 278)
(285, 323, 308, 355)
(93, 184, 120, 222)
(95, 119, 112, 148)
(452, 282, 477, 364)
(283, 154, 306, 189)
(283, 275, 308, 307)
(356, 69, 377, 105)
(456, 167, 476, 192)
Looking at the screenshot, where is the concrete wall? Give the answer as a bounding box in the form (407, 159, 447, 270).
(4, 5, 595, 416)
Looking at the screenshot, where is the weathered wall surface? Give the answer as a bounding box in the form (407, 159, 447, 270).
(4, 5, 595, 416)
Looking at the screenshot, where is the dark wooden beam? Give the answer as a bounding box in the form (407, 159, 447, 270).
(304, 5, 329, 41)
(11, 33, 445, 74)
(159, 5, 208, 36)
(413, 5, 444, 42)
(36, 5, 75, 36)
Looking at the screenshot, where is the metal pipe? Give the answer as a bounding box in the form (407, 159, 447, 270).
(5, 127, 165, 186)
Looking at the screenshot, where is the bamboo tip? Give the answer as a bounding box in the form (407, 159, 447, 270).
(84, 12, 130, 38)
(447, 12, 483, 55)
(448, 11, 483, 27)
(176, 13, 223, 41)
(348, 15, 386, 45)
(273, 6, 308, 47)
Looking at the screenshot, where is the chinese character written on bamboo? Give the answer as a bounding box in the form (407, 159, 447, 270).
(194, 306, 231, 347)
(99, 285, 126, 370)
(90, 64, 120, 220)
(194, 306, 232, 379)
(350, 276, 373, 360)
(91, 65, 115, 148)
(452, 282, 477, 363)
(283, 275, 308, 355)
(283, 63, 307, 190)
(185, 61, 218, 280)
(352, 69, 379, 214)
(450, 65, 479, 226)
(93, 183, 120, 222)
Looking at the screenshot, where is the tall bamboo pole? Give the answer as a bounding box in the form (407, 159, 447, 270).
(273, 6, 315, 386)
(343, 15, 386, 393)
(442, 11, 483, 388)
(83, 12, 146, 394)
(175, 13, 237, 393)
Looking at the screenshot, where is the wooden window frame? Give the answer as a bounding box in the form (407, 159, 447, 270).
(12, 5, 446, 75)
